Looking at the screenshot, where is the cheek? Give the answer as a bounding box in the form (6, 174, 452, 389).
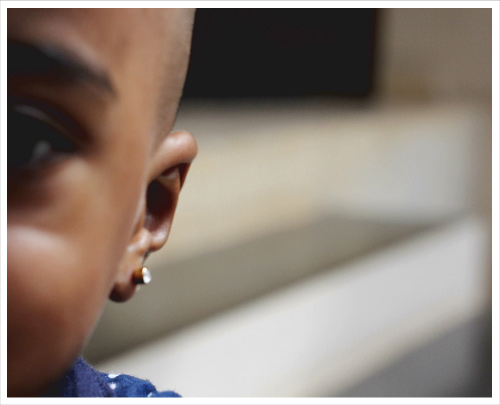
(7, 155, 145, 395)
(10, 156, 144, 285)
(7, 226, 108, 395)
(8, 226, 100, 340)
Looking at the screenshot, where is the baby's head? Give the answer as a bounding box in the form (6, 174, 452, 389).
(7, 9, 197, 396)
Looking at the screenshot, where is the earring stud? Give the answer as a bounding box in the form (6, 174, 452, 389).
(132, 267, 152, 285)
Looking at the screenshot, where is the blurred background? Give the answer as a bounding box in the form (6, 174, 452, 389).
(85, 8, 492, 397)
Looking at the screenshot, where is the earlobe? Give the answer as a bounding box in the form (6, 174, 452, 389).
(110, 130, 197, 303)
(110, 227, 151, 302)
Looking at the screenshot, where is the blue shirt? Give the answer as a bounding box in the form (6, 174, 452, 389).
(47, 357, 181, 397)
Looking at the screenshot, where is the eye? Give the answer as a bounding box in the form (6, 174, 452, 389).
(8, 104, 78, 176)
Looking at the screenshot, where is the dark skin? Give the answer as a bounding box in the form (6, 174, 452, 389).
(7, 9, 197, 396)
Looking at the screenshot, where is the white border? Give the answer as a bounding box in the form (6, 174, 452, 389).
(1, 2, 498, 405)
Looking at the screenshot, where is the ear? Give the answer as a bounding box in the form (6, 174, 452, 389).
(110, 130, 197, 302)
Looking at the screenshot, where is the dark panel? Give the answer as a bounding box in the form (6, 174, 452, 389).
(183, 9, 377, 99)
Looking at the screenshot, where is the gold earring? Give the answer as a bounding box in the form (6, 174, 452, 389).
(132, 267, 152, 285)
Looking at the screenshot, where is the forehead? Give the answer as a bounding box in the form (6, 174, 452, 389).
(8, 8, 194, 138)
(8, 9, 193, 74)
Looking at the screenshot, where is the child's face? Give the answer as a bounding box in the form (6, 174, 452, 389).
(7, 9, 197, 396)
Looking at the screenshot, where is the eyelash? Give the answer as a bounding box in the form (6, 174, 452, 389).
(8, 103, 78, 177)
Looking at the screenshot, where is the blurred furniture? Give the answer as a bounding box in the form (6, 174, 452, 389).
(86, 100, 491, 396)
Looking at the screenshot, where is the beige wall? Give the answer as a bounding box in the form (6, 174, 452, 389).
(377, 8, 492, 102)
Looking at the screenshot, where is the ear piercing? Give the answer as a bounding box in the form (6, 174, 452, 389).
(132, 267, 152, 285)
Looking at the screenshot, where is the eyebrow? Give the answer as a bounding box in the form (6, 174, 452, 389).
(8, 40, 116, 97)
